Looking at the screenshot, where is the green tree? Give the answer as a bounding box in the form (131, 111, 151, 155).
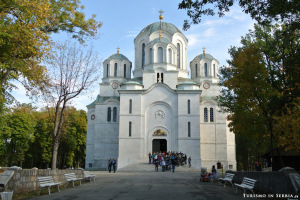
(218, 23, 300, 169)
(178, 0, 299, 30)
(23, 108, 54, 168)
(0, 0, 102, 112)
(56, 107, 87, 169)
(0, 104, 36, 167)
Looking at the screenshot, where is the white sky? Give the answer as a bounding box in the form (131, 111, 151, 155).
(11, 0, 255, 111)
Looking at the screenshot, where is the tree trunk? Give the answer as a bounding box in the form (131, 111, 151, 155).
(51, 137, 59, 169)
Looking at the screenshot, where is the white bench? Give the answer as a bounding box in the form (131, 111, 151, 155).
(64, 173, 84, 187)
(234, 177, 257, 194)
(37, 176, 61, 195)
(218, 173, 235, 187)
(84, 171, 96, 182)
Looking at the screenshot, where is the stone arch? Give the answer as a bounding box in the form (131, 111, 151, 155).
(145, 101, 176, 154)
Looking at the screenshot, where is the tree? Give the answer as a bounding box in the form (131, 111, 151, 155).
(43, 41, 100, 170)
(24, 108, 54, 168)
(0, 104, 36, 167)
(56, 107, 87, 169)
(0, 0, 102, 112)
(178, 0, 299, 30)
(218, 23, 300, 169)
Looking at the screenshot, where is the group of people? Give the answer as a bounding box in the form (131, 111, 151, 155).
(200, 165, 217, 182)
(149, 152, 191, 173)
(108, 158, 117, 173)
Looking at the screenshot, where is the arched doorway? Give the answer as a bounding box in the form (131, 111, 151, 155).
(152, 139, 167, 153)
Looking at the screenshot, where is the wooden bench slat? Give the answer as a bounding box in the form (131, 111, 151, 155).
(234, 177, 257, 195)
(64, 173, 83, 187)
(218, 173, 235, 187)
(37, 176, 61, 195)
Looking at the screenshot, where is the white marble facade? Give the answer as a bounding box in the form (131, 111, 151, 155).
(85, 14, 236, 171)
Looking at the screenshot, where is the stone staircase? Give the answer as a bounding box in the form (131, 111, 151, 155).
(118, 158, 199, 172)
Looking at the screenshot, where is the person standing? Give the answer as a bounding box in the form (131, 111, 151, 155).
(149, 153, 152, 164)
(171, 156, 176, 173)
(161, 159, 166, 172)
(155, 159, 159, 172)
(112, 158, 117, 173)
(108, 158, 112, 173)
(188, 156, 191, 167)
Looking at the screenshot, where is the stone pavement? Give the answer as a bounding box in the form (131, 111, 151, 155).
(25, 161, 258, 200)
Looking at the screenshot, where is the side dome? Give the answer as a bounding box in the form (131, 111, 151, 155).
(195, 53, 216, 61)
(103, 52, 132, 81)
(137, 22, 185, 38)
(106, 53, 129, 62)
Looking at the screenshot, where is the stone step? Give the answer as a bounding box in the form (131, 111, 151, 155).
(118, 158, 199, 172)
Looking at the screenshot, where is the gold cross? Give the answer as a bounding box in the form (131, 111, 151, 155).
(159, 9, 164, 16)
(117, 47, 120, 54)
(202, 47, 206, 54)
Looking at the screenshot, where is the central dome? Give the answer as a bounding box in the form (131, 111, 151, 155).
(138, 22, 183, 37)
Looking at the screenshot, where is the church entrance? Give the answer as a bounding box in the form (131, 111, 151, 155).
(152, 139, 167, 153)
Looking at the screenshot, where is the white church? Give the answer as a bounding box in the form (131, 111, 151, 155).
(85, 11, 236, 170)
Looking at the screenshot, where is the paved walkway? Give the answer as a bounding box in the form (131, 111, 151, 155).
(25, 161, 258, 200)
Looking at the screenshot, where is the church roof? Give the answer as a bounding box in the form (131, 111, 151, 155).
(196, 53, 216, 61)
(148, 38, 170, 46)
(138, 22, 183, 37)
(87, 95, 120, 108)
(123, 81, 142, 85)
(178, 81, 198, 85)
(107, 53, 129, 61)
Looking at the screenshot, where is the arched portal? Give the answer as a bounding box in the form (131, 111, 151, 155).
(152, 139, 167, 153)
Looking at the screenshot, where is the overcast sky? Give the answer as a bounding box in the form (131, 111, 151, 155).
(12, 0, 255, 111)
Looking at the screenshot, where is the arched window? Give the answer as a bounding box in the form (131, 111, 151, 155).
(213, 64, 216, 77)
(210, 108, 214, 122)
(106, 64, 109, 77)
(195, 64, 198, 77)
(114, 63, 118, 77)
(129, 99, 132, 114)
(204, 108, 208, 122)
(149, 48, 153, 64)
(129, 121, 132, 137)
(157, 73, 160, 83)
(158, 47, 163, 63)
(177, 43, 181, 68)
(161, 73, 164, 83)
(188, 100, 190, 114)
(168, 48, 172, 64)
(124, 64, 126, 78)
(188, 122, 191, 137)
(204, 63, 208, 77)
(142, 43, 145, 67)
(113, 107, 117, 122)
(107, 107, 111, 122)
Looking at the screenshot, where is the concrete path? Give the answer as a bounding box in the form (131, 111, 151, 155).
(25, 161, 258, 200)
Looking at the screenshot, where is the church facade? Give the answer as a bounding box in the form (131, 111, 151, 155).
(85, 13, 236, 170)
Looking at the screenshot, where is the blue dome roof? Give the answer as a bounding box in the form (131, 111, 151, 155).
(138, 22, 183, 36)
(107, 53, 129, 61)
(149, 38, 171, 46)
(196, 53, 215, 61)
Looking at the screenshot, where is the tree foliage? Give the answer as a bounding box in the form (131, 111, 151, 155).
(0, 106, 87, 168)
(218, 23, 300, 169)
(178, 0, 300, 30)
(0, 104, 36, 167)
(0, 0, 102, 112)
